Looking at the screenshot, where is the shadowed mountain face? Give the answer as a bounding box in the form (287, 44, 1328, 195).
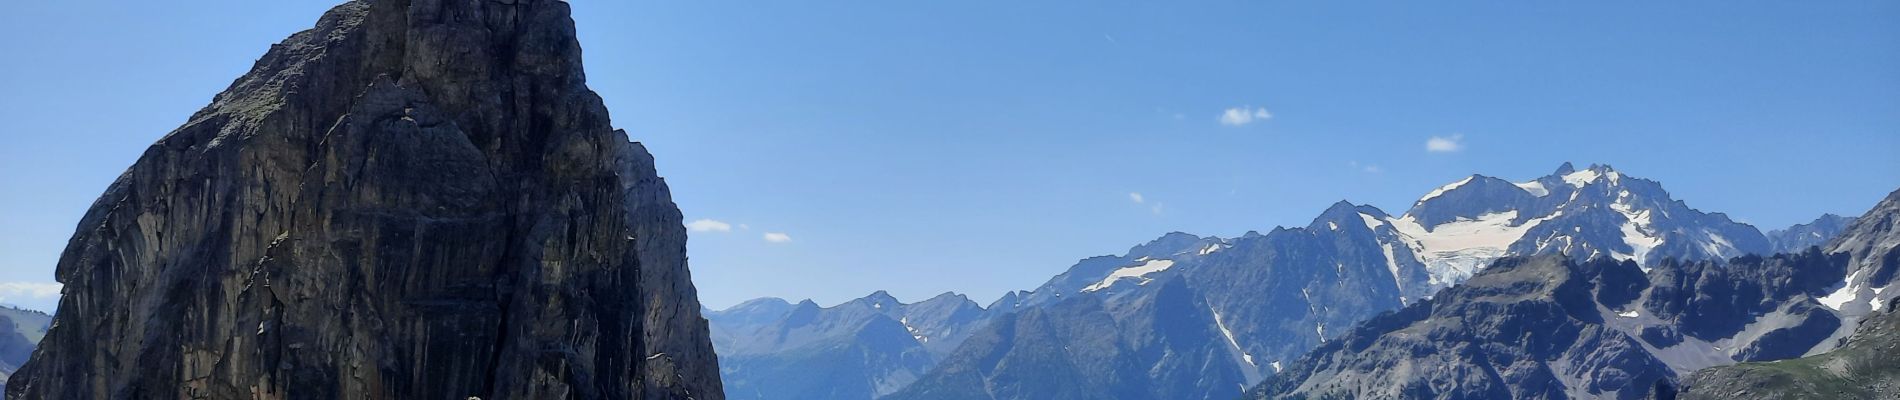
(1679, 189, 1900, 400)
(1679, 297, 1900, 400)
(4, 1, 722, 399)
(1248, 188, 1900, 400)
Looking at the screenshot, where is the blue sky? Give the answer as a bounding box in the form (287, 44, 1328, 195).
(2, 1, 1897, 312)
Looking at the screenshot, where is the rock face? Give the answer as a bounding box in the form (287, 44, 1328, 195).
(1246, 253, 1849, 400)
(1675, 189, 1900, 400)
(5, 1, 722, 399)
(1679, 297, 1900, 400)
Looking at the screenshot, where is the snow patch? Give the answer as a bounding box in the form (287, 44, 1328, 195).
(1563, 169, 1601, 187)
(1389, 210, 1561, 286)
(1416, 176, 1475, 204)
(901, 316, 929, 343)
(1380, 242, 1405, 297)
(1617, 310, 1640, 318)
(1609, 195, 1664, 265)
(1515, 181, 1550, 197)
(1198, 243, 1225, 256)
(1358, 213, 1387, 231)
(1212, 309, 1256, 366)
(1818, 270, 1863, 311)
(1081, 259, 1177, 292)
(1328, 222, 1338, 230)
(1270, 361, 1283, 373)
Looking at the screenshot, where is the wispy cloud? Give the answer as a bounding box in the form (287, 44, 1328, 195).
(686, 219, 733, 232)
(1150, 202, 1165, 215)
(1218, 106, 1272, 126)
(0, 282, 61, 306)
(763, 232, 793, 243)
(1128, 192, 1145, 204)
(1349, 161, 1383, 173)
(1426, 134, 1465, 153)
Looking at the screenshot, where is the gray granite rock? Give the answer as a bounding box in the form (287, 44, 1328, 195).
(4, 1, 722, 399)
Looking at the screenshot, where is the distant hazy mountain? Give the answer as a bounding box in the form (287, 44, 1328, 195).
(0, 306, 52, 390)
(1249, 188, 1900, 400)
(708, 291, 991, 399)
(887, 207, 1411, 400)
(883, 163, 1799, 400)
(1769, 214, 1857, 254)
(713, 163, 1846, 400)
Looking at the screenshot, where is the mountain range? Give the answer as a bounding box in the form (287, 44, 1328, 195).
(711, 163, 1869, 400)
(1250, 188, 1899, 399)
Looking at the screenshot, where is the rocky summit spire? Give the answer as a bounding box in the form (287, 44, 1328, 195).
(5, 1, 722, 399)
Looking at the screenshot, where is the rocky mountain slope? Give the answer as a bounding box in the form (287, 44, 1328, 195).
(1677, 189, 1900, 399)
(5, 1, 722, 398)
(1247, 188, 1899, 400)
(1679, 297, 1900, 400)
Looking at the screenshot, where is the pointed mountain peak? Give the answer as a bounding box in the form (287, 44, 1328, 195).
(1356, 204, 1394, 219)
(726, 297, 793, 312)
(1128, 232, 1207, 258)
(1554, 162, 1577, 175)
(1558, 163, 1624, 187)
(987, 290, 1028, 310)
(1310, 200, 1379, 231)
(927, 291, 969, 301)
(864, 290, 899, 304)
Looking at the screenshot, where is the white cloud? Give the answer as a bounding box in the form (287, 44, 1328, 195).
(1128, 192, 1145, 204)
(763, 232, 793, 243)
(686, 219, 733, 232)
(1349, 161, 1383, 173)
(0, 282, 62, 305)
(1151, 202, 1165, 215)
(1218, 106, 1272, 126)
(1426, 134, 1465, 153)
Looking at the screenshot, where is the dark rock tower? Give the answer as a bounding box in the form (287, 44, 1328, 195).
(5, 1, 723, 398)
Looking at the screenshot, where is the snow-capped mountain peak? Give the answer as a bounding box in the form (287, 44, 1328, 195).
(1375, 163, 1771, 292)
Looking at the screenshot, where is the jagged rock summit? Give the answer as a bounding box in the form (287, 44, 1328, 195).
(6, 0, 723, 399)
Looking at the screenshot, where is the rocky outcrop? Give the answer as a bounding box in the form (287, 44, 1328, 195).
(1679, 297, 1900, 400)
(1675, 189, 1900, 400)
(5, 1, 721, 399)
(1246, 251, 1853, 400)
